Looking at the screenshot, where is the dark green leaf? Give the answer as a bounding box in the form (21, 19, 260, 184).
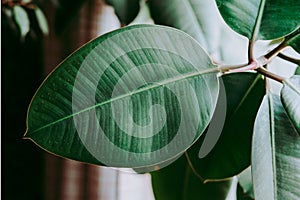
(151, 155, 235, 200)
(105, 0, 140, 25)
(25, 24, 219, 168)
(148, 0, 247, 64)
(252, 94, 300, 199)
(187, 72, 265, 180)
(216, 0, 300, 40)
(281, 75, 300, 134)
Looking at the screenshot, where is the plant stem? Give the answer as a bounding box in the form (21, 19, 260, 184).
(264, 27, 300, 61)
(248, 40, 253, 63)
(278, 53, 300, 65)
(219, 61, 284, 83)
(218, 63, 251, 73)
(284, 26, 300, 44)
(249, 0, 266, 61)
(264, 42, 288, 61)
(217, 28, 299, 81)
(256, 66, 284, 83)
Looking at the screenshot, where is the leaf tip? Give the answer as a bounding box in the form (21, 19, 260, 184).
(23, 129, 30, 139)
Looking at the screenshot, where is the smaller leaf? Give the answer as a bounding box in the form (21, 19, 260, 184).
(281, 75, 300, 134)
(151, 155, 236, 200)
(105, 0, 140, 25)
(216, 0, 300, 40)
(237, 167, 254, 199)
(129, 1, 153, 25)
(34, 7, 49, 36)
(186, 72, 265, 180)
(148, 0, 248, 64)
(13, 5, 30, 41)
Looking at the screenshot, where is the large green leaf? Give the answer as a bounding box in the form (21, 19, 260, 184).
(151, 155, 236, 200)
(187, 72, 265, 180)
(281, 75, 300, 134)
(105, 0, 140, 25)
(216, 0, 300, 40)
(24, 24, 219, 168)
(252, 94, 300, 200)
(148, 0, 247, 64)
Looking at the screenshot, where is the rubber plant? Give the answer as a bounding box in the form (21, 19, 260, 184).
(24, 0, 300, 199)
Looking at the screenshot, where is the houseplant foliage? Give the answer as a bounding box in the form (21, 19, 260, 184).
(24, 0, 300, 199)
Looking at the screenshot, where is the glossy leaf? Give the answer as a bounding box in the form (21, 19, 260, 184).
(151, 155, 236, 200)
(105, 0, 140, 25)
(252, 94, 300, 200)
(216, 0, 300, 40)
(148, 0, 247, 64)
(281, 75, 300, 134)
(25, 25, 219, 169)
(187, 72, 265, 180)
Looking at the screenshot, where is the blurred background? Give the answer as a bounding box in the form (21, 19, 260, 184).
(2, 0, 155, 199)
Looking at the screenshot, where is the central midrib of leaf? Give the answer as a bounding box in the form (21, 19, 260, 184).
(251, 0, 266, 42)
(230, 74, 261, 119)
(268, 94, 278, 200)
(27, 67, 218, 134)
(284, 78, 300, 96)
